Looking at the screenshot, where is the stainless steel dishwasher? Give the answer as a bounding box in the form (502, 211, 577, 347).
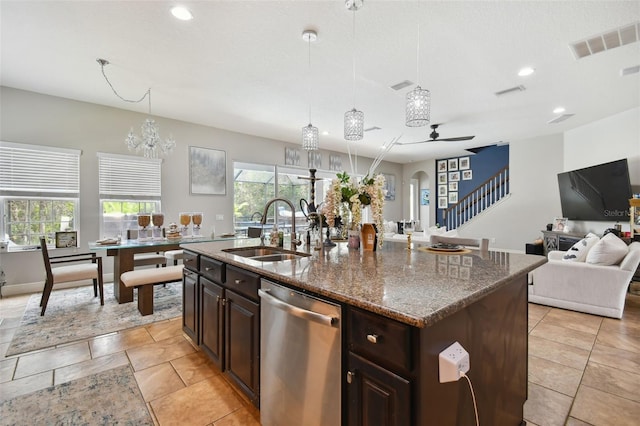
(259, 279, 341, 426)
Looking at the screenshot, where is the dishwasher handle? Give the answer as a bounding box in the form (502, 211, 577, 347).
(258, 288, 338, 327)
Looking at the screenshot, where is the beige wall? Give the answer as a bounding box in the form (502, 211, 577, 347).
(0, 87, 403, 292)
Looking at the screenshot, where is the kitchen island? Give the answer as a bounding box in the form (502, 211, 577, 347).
(181, 238, 546, 425)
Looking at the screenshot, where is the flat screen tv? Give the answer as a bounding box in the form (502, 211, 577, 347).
(557, 159, 632, 221)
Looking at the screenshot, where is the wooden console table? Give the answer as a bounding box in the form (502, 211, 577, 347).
(541, 230, 584, 255)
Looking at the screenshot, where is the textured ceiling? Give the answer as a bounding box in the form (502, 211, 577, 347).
(1, 0, 639, 164)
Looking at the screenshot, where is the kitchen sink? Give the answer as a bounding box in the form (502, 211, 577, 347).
(223, 246, 311, 262)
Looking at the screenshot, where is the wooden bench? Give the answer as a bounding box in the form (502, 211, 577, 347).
(120, 265, 184, 316)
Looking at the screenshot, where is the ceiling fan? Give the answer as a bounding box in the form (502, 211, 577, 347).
(398, 124, 475, 145)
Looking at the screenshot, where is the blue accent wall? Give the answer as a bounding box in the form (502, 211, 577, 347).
(435, 144, 509, 226)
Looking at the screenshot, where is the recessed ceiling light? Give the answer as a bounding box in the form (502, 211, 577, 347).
(553, 106, 566, 114)
(518, 67, 535, 77)
(171, 6, 193, 21)
(321, 131, 329, 136)
(518, 67, 535, 76)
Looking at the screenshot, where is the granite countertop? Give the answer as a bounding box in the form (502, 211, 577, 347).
(182, 238, 546, 328)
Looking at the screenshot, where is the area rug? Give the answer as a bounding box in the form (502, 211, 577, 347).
(0, 365, 153, 425)
(6, 282, 182, 356)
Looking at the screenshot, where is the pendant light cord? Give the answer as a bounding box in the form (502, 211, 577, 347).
(416, 23, 420, 85)
(352, 9, 357, 107)
(98, 59, 151, 113)
(308, 35, 312, 124)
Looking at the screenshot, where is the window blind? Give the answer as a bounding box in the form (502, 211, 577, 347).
(0, 141, 80, 196)
(98, 152, 162, 198)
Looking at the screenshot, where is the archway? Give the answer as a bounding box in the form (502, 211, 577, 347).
(409, 170, 429, 231)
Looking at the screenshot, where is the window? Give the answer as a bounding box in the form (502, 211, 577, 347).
(234, 162, 275, 234)
(233, 162, 335, 235)
(0, 141, 80, 246)
(98, 153, 162, 238)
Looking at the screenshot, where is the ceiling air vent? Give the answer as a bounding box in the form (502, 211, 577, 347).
(621, 65, 640, 76)
(390, 80, 413, 91)
(570, 21, 639, 59)
(548, 114, 575, 124)
(495, 85, 526, 97)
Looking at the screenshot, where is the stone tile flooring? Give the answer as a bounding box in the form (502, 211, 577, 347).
(1, 290, 640, 425)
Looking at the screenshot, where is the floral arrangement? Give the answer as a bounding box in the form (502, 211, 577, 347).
(322, 135, 401, 248)
(323, 171, 386, 246)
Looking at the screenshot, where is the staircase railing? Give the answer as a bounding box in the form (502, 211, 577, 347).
(443, 166, 510, 230)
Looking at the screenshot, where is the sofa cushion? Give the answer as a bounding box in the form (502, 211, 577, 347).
(563, 233, 599, 262)
(586, 233, 628, 265)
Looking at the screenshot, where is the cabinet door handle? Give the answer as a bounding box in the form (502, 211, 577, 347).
(366, 334, 378, 344)
(205, 266, 214, 272)
(347, 371, 355, 384)
(234, 279, 243, 284)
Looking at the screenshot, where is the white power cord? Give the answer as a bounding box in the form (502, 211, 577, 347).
(460, 371, 479, 426)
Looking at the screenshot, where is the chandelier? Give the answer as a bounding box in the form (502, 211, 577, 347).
(406, 24, 431, 127)
(344, 0, 364, 141)
(97, 58, 176, 158)
(301, 30, 319, 151)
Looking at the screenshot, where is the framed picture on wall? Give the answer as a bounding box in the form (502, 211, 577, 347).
(449, 171, 460, 182)
(449, 192, 458, 204)
(448, 181, 458, 191)
(438, 197, 448, 209)
(438, 173, 447, 184)
(420, 189, 429, 206)
(437, 160, 447, 172)
(459, 157, 470, 170)
(308, 151, 322, 169)
(438, 185, 447, 196)
(284, 147, 300, 166)
(462, 170, 473, 180)
(329, 154, 342, 171)
(190, 146, 226, 195)
(383, 173, 396, 201)
(448, 158, 459, 171)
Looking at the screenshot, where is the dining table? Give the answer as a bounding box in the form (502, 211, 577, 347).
(90, 235, 243, 303)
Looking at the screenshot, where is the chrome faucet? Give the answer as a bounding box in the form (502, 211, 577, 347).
(260, 198, 302, 251)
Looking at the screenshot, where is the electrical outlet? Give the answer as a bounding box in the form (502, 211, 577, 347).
(439, 341, 470, 383)
(216, 214, 224, 221)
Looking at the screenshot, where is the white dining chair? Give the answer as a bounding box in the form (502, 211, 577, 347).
(39, 236, 104, 316)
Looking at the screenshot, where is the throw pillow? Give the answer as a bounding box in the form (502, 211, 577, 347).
(586, 232, 629, 265)
(563, 234, 599, 262)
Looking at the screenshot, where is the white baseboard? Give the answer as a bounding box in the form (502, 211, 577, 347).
(1, 273, 115, 297)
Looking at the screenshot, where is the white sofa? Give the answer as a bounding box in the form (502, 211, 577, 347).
(528, 241, 640, 319)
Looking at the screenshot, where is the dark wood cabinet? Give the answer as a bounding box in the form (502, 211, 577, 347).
(182, 268, 198, 342)
(347, 307, 413, 426)
(183, 251, 260, 407)
(224, 289, 260, 405)
(347, 352, 411, 426)
(200, 277, 224, 368)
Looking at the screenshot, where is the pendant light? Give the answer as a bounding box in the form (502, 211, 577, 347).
(344, 0, 364, 141)
(302, 29, 319, 151)
(406, 23, 431, 127)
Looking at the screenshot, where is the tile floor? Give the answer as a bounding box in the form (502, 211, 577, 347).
(1, 289, 640, 425)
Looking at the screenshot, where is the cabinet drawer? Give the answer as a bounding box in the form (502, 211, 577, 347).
(183, 250, 199, 272)
(200, 256, 225, 284)
(225, 265, 260, 302)
(348, 307, 412, 372)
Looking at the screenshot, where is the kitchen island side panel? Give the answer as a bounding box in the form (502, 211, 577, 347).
(416, 273, 528, 426)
